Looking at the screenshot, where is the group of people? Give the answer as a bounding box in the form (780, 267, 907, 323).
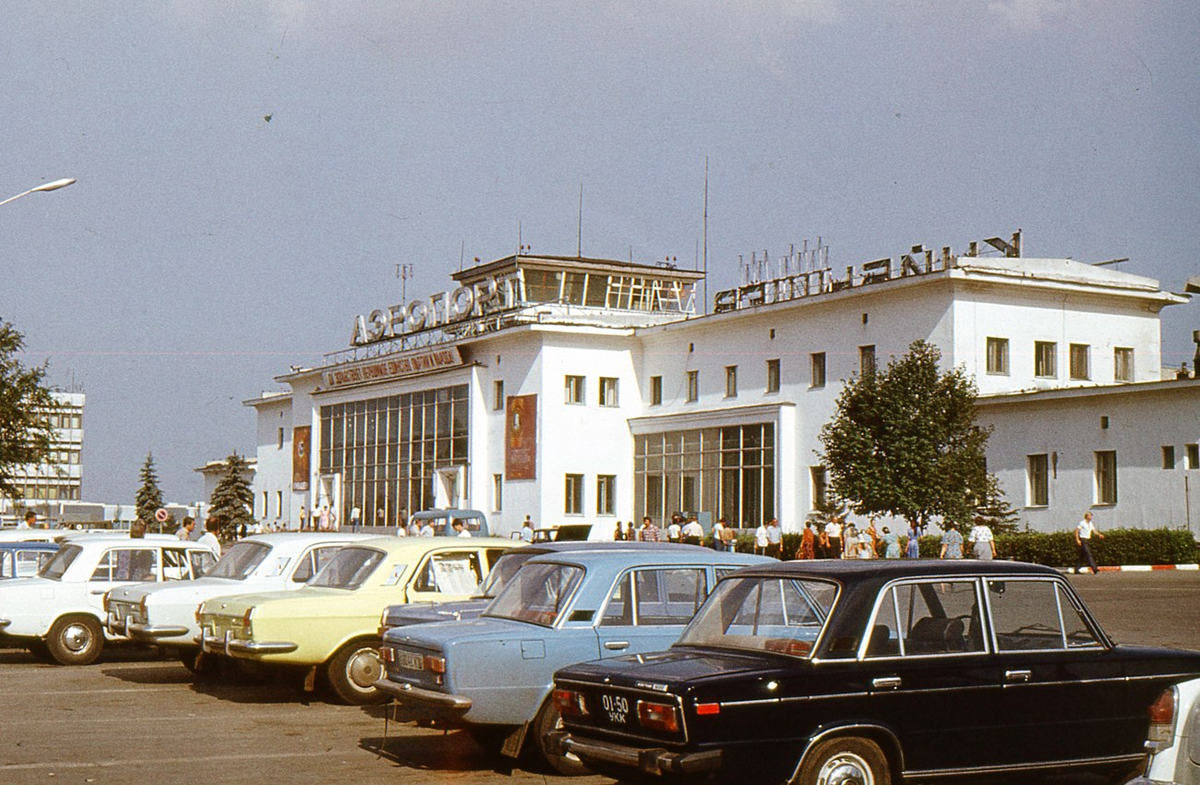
(612, 514, 707, 546)
(764, 515, 1002, 562)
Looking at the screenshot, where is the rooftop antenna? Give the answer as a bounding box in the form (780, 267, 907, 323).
(460, 240, 465, 272)
(577, 180, 584, 258)
(517, 221, 523, 256)
(702, 156, 709, 314)
(395, 263, 414, 301)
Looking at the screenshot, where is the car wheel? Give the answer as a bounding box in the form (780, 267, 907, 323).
(326, 639, 387, 705)
(177, 648, 209, 675)
(46, 616, 104, 666)
(532, 697, 591, 776)
(466, 726, 512, 755)
(797, 737, 891, 785)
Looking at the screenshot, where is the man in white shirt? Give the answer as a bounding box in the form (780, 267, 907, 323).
(1074, 511, 1104, 575)
(753, 522, 769, 555)
(681, 517, 704, 546)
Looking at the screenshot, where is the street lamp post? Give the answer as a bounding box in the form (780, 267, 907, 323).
(0, 178, 77, 208)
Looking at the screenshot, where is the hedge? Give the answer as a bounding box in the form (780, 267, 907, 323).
(723, 528, 1198, 567)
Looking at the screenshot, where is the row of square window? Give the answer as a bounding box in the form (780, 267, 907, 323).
(1022, 447, 1200, 507)
(988, 339, 1136, 381)
(490, 472, 618, 516)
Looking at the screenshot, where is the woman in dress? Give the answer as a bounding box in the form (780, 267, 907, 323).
(968, 517, 996, 560)
(905, 523, 921, 559)
(880, 526, 901, 559)
(798, 521, 816, 559)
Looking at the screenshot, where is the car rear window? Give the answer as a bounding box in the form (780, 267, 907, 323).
(676, 576, 835, 658)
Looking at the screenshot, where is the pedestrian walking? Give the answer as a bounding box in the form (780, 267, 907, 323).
(753, 521, 769, 555)
(798, 521, 816, 559)
(1074, 511, 1104, 574)
(764, 518, 783, 559)
(905, 523, 921, 559)
(939, 522, 964, 559)
(638, 516, 661, 542)
(968, 517, 996, 560)
(880, 526, 900, 559)
(177, 516, 196, 541)
(682, 516, 704, 546)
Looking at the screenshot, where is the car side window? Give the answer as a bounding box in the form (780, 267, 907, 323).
(0, 552, 11, 577)
(600, 573, 632, 626)
(412, 551, 483, 594)
(189, 549, 216, 578)
(987, 579, 1100, 651)
(867, 580, 984, 658)
(162, 549, 191, 581)
(292, 547, 339, 583)
(92, 548, 159, 582)
(637, 569, 706, 625)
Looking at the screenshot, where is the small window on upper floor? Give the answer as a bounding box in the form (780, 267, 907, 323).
(686, 370, 699, 403)
(493, 380, 505, 411)
(565, 375, 585, 405)
(724, 366, 738, 398)
(650, 375, 663, 406)
(986, 337, 1009, 375)
(1114, 347, 1134, 382)
(1162, 446, 1176, 470)
(1035, 341, 1057, 378)
(600, 377, 619, 407)
(859, 345, 876, 377)
(766, 359, 780, 394)
(810, 352, 826, 389)
(1069, 343, 1090, 380)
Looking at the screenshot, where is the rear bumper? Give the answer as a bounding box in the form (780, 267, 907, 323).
(549, 732, 722, 775)
(372, 677, 472, 716)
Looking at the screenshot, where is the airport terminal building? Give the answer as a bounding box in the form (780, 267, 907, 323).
(247, 232, 1199, 537)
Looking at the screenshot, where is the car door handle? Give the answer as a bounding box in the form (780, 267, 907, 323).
(872, 676, 902, 690)
(1005, 669, 1032, 683)
(603, 641, 630, 651)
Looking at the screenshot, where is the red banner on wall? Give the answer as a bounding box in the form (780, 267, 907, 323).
(505, 394, 537, 480)
(292, 426, 311, 491)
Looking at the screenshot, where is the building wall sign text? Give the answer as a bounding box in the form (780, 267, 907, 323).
(351, 272, 521, 347)
(323, 347, 464, 389)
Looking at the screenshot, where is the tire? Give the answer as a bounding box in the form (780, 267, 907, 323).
(46, 616, 104, 666)
(325, 639, 387, 705)
(466, 726, 512, 756)
(531, 697, 591, 776)
(796, 737, 891, 785)
(177, 648, 208, 675)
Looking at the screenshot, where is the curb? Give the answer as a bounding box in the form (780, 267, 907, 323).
(1063, 564, 1200, 573)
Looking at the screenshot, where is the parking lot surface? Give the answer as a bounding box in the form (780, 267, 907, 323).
(0, 569, 1195, 785)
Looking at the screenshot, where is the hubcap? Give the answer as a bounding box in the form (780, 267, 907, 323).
(347, 648, 382, 690)
(63, 623, 93, 653)
(818, 752, 873, 785)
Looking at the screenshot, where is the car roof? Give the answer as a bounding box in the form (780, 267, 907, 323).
(0, 540, 58, 551)
(522, 544, 770, 568)
(727, 559, 1060, 581)
(409, 509, 486, 520)
(346, 535, 516, 556)
(237, 532, 377, 547)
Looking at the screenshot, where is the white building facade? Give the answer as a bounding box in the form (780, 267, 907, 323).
(247, 235, 1196, 538)
(0, 390, 85, 526)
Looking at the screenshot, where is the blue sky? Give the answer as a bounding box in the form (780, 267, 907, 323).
(3, 0, 1197, 503)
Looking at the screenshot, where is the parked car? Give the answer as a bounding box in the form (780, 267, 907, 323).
(378, 541, 692, 633)
(0, 541, 59, 579)
(528, 524, 593, 543)
(549, 559, 1200, 785)
(105, 532, 374, 670)
(405, 508, 489, 536)
(1129, 676, 1200, 785)
(375, 545, 770, 773)
(196, 536, 517, 704)
(0, 535, 219, 665)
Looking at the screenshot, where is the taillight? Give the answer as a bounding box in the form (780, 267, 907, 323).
(553, 688, 588, 717)
(637, 700, 680, 733)
(380, 646, 394, 664)
(1147, 686, 1178, 747)
(424, 654, 446, 674)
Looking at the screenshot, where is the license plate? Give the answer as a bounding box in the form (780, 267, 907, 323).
(598, 692, 632, 725)
(395, 650, 424, 671)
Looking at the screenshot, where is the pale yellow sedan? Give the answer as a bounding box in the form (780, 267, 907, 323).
(196, 536, 516, 704)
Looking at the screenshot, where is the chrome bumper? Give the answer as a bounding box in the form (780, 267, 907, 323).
(196, 628, 298, 657)
(372, 677, 472, 714)
(105, 612, 188, 641)
(550, 732, 722, 776)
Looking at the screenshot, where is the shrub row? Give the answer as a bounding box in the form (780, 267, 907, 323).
(723, 528, 1198, 566)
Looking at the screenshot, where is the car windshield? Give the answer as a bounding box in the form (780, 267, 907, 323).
(206, 542, 271, 580)
(676, 575, 837, 659)
(473, 551, 535, 598)
(39, 543, 83, 581)
(484, 561, 584, 627)
(307, 546, 385, 590)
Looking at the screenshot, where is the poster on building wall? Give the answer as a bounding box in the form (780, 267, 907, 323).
(505, 394, 537, 480)
(292, 426, 311, 491)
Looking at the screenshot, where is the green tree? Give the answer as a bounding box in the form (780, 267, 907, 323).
(209, 452, 254, 540)
(135, 453, 165, 531)
(818, 340, 996, 530)
(0, 319, 59, 505)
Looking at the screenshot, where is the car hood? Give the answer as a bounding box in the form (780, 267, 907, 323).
(200, 587, 378, 619)
(382, 615, 534, 649)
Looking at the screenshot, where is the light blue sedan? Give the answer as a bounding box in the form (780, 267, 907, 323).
(375, 544, 769, 774)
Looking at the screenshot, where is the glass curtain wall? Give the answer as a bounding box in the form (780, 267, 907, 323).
(634, 423, 775, 528)
(319, 384, 469, 528)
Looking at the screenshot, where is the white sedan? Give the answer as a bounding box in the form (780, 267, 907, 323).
(0, 535, 219, 665)
(105, 532, 372, 670)
(1130, 677, 1200, 785)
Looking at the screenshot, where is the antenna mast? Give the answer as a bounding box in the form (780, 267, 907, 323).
(702, 156, 709, 315)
